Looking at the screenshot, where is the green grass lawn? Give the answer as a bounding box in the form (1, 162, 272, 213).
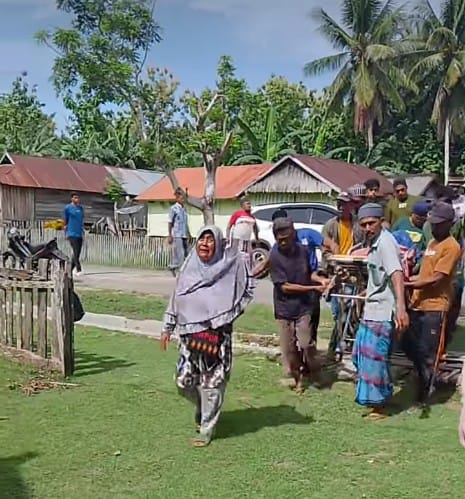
(79, 289, 334, 335)
(1, 326, 464, 498)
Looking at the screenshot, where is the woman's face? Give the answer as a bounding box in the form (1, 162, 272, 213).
(196, 231, 216, 262)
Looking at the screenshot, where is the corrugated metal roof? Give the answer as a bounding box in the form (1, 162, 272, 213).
(105, 166, 162, 196)
(136, 163, 272, 201)
(0, 153, 110, 193)
(0, 153, 162, 196)
(392, 174, 439, 196)
(245, 155, 393, 194)
(291, 155, 393, 193)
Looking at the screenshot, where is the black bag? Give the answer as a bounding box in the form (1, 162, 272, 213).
(72, 291, 85, 322)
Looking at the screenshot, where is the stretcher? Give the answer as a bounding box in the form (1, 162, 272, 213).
(325, 250, 464, 387)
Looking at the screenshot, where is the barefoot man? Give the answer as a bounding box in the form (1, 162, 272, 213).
(352, 203, 409, 420)
(269, 217, 326, 393)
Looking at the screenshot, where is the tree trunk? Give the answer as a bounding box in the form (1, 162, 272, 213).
(203, 166, 216, 225)
(367, 120, 374, 152)
(444, 115, 451, 186)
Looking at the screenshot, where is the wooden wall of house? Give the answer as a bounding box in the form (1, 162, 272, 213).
(0, 185, 35, 221)
(0, 185, 114, 224)
(35, 189, 114, 223)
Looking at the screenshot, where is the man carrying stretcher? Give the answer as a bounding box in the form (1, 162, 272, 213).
(403, 202, 462, 406)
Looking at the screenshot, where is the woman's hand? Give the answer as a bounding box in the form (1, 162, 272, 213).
(160, 332, 171, 351)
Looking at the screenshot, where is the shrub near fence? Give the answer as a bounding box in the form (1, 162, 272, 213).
(0, 224, 172, 269)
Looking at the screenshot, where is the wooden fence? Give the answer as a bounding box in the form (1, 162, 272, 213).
(0, 223, 172, 269)
(0, 259, 74, 376)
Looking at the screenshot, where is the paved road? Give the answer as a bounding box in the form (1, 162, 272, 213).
(75, 265, 275, 305)
(75, 265, 465, 314)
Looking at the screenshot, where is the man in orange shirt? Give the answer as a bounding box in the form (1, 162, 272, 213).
(403, 202, 462, 405)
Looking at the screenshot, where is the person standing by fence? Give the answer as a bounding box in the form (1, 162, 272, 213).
(64, 192, 84, 276)
(168, 188, 190, 277)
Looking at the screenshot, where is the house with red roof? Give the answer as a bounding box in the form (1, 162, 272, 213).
(0, 153, 161, 226)
(137, 154, 391, 237)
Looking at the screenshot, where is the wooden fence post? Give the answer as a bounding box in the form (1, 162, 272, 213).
(37, 259, 49, 358)
(51, 260, 74, 376)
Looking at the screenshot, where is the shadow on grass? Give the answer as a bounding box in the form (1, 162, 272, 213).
(388, 377, 457, 417)
(216, 405, 313, 439)
(0, 452, 37, 499)
(74, 350, 136, 377)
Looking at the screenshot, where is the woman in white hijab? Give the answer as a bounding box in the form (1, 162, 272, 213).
(161, 225, 254, 446)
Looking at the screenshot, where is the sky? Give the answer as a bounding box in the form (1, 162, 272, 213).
(0, 0, 443, 130)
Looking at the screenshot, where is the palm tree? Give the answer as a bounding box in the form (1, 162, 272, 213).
(304, 0, 410, 151)
(409, 0, 465, 184)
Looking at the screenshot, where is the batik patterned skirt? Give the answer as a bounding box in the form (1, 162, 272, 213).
(176, 327, 232, 390)
(352, 319, 394, 407)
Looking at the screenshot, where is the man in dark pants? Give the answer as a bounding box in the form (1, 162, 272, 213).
(404, 202, 461, 405)
(269, 218, 326, 392)
(64, 192, 84, 276)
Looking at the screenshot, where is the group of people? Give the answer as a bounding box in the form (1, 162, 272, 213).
(161, 178, 465, 447)
(167, 188, 259, 277)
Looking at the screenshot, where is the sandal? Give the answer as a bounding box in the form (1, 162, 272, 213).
(362, 408, 388, 421)
(192, 432, 212, 447)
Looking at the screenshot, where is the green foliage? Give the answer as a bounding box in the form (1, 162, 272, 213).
(0, 0, 457, 184)
(105, 174, 126, 201)
(0, 74, 58, 156)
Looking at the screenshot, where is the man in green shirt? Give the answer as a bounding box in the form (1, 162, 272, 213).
(392, 200, 429, 251)
(384, 177, 420, 228)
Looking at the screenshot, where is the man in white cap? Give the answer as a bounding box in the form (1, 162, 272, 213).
(352, 203, 409, 420)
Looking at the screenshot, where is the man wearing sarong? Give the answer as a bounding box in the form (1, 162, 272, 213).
(403, 202, 461, 405)
(352, 203, 409, 420)
(269, 218, 326, 393)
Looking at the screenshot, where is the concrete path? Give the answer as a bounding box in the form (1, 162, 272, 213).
(78, 311, 281, 357)
(75, 264, 275, 305)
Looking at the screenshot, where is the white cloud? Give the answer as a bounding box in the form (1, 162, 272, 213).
(179, 0, 444, 65)
(185, 0, 338, 64)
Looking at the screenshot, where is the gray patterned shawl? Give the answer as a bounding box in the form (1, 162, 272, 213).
(162, 225, 254, 335)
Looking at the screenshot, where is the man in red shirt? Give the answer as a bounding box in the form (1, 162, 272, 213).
(226, 197, 259, 253)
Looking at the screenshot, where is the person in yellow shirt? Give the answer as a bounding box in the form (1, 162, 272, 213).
(322, 188, 365, 351)
(321, 190, 364, 264)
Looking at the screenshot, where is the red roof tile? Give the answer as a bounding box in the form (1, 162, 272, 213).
(0, 154, 110, 193)
(136, 163, 272, 201)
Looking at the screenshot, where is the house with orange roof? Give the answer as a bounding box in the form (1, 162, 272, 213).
(137, 154, 391, 237)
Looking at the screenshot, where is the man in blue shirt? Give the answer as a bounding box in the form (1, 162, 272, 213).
(64, 192, 84, 275)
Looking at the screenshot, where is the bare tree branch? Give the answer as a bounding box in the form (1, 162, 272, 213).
(197, 93, 222, 131)
(164, 169, 204, 210)
(216, 131, 233, 165)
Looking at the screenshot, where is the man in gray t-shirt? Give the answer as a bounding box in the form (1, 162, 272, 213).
(352, 203, 408, 420)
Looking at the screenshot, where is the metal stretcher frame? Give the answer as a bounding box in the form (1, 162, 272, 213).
(326, 255, 368, 362)
(326, 254, 464, 388)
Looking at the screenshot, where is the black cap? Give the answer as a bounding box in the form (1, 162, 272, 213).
(429, 201, 455, 224)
